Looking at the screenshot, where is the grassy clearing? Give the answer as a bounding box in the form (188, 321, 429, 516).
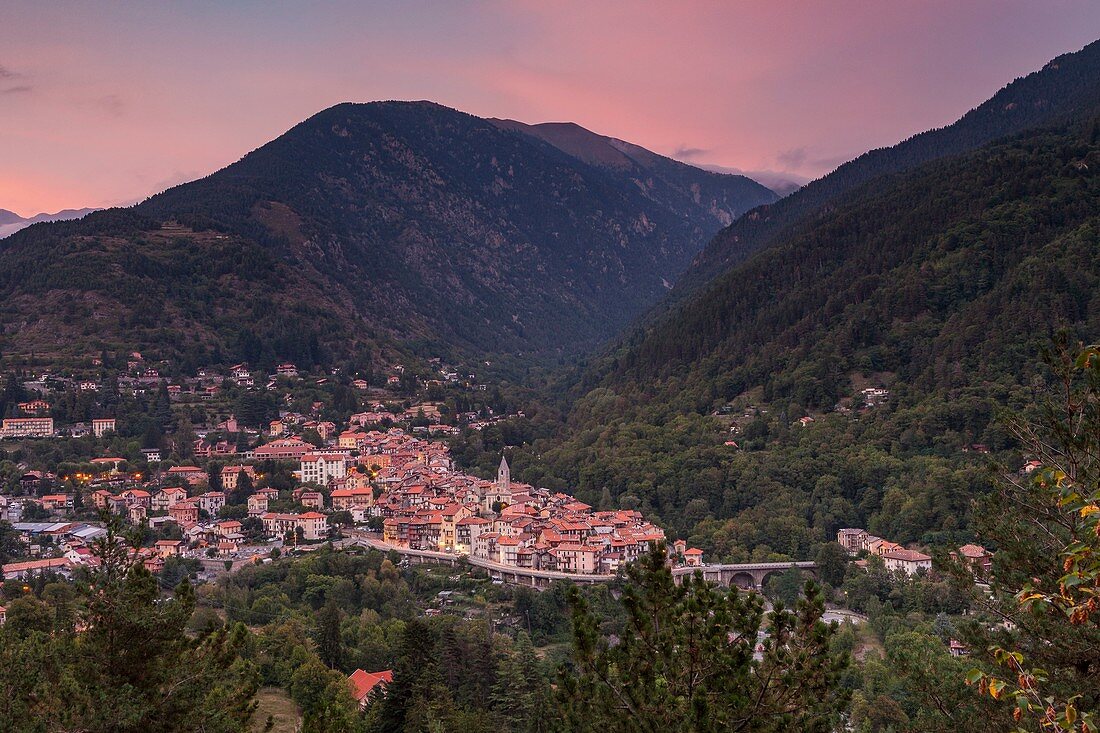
(252, 686, 302, 733)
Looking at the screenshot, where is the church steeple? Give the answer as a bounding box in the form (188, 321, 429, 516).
(497, 455, 510, 490)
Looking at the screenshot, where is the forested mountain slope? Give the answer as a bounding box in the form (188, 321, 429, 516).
(0, 102, 774, 368)
(678, 38, 1100, 293)
(491, 119, 774, 230)
(469, 121, 1100, 562)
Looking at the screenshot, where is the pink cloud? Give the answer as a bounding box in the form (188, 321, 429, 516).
(0, 2, 1097, 213)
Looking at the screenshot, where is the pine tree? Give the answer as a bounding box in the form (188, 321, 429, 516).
(153, 381, 173, 430)
(558, 545, 848, 733)
(373, 619, 454, 733)
(492, 633, 552, 733)
(0, 525, 258, 732)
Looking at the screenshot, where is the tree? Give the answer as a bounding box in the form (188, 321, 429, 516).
(0, 521, 22, 564)
(852, 632, 1009, 733)
(763, 567, 805, 607)
(492, 632, 552, 733)
(314, 599, 343, 669)
(965, 343, 1100, 731)
(559, 545, 849, 732)
(228, 469, 254, 506)
(289, 656, 361, 733)
(0, 526, 258, 732)
(153, 382, 173, 430)
(173, 415, 197, 460)
(814, 542, 850, 587)
(1, 595, 53, 636)
(371, 618, 454, 733)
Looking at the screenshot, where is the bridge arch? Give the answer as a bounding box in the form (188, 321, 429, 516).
(757, 566, 816, 592)
(728, 571, 756, 590)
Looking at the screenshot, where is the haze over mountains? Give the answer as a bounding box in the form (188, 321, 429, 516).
(0, 207, 98, 239)
(677, 38, 1100, 293)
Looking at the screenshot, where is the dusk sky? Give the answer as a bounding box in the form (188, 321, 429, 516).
(3, 1, 1099, 215)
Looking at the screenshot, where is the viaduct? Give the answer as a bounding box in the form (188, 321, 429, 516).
(341, 535, 815, 590)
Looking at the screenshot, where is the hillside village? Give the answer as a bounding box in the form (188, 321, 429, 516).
(0, 357, 689, 591)
(0, 354, 1003, 593)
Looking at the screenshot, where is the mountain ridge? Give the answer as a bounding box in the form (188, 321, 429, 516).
(0, 207, 99, 239)
(0, 101, 775, 368)
(676, 38, 1100, 294)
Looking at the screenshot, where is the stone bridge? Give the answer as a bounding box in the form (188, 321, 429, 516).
(342, 534, 815, 591)
(671, 561, 817, 590)
(341, 536, 611, 587)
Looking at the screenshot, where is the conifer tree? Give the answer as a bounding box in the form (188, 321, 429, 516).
(0, 525, 259, 732)
(558, 545, 848, 732)
(315, 598, 344, 669)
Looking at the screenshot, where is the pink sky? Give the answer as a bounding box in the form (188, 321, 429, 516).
(2, 1, 1098, 215)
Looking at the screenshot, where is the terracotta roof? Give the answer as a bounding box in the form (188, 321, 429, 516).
(884, 549, 932, 562)
(348, 669, 393, 702)
(957, 544, 989, 558)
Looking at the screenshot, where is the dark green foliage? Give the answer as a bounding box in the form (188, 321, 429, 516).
(314, 599, 343, 669)
(0, 521, 22, 564)
(491, 121, 1100, 561)
(850, 632, 1010, 733)
(841, 556, 968, 617)
(372, 619, 452, 733)
(559, 546, 849, 732)
(958, 342, 1100, 724)
(813, 541, 850, 587)
(492, 632, 552, 733)
(0, 528, 259, 732)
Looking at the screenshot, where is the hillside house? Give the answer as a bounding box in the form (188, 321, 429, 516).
(882, 549, 933, 576)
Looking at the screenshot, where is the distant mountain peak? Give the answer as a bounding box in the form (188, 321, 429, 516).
(0, 207, 99, 239)
(0, 102, 775, 365)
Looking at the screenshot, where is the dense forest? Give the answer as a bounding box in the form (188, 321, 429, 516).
(0, 209, 365, 370)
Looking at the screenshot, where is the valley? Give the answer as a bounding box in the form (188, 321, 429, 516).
(1, 21, 1098, 733)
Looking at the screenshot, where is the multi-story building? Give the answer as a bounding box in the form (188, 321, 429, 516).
(261, 511, 328, 541)
(197, 491, 226, 516)
(836, 528, 869, 554)
(153, 487, 187, 511)
(247, 493, 270, 517)
(300, 453, 348, 486)
(91, 418, 116, 437)
(1, 417, 55, 439)
(882, 549, 933, 576)
(220, 465, 256, 492)
(168, 501, 199, 525)
(552, 544, 600, 574)
(40, 494, 73, 512)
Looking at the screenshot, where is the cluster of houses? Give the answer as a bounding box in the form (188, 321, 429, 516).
(836, 528, 934, 575)
(365, 439, 678, 575)
(0, 519, 246, 580)
(1, 521, 105, 580)
(85, 470, 331, 545)
(2, 421, 686, 577)
(837, 527, 993, 579)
